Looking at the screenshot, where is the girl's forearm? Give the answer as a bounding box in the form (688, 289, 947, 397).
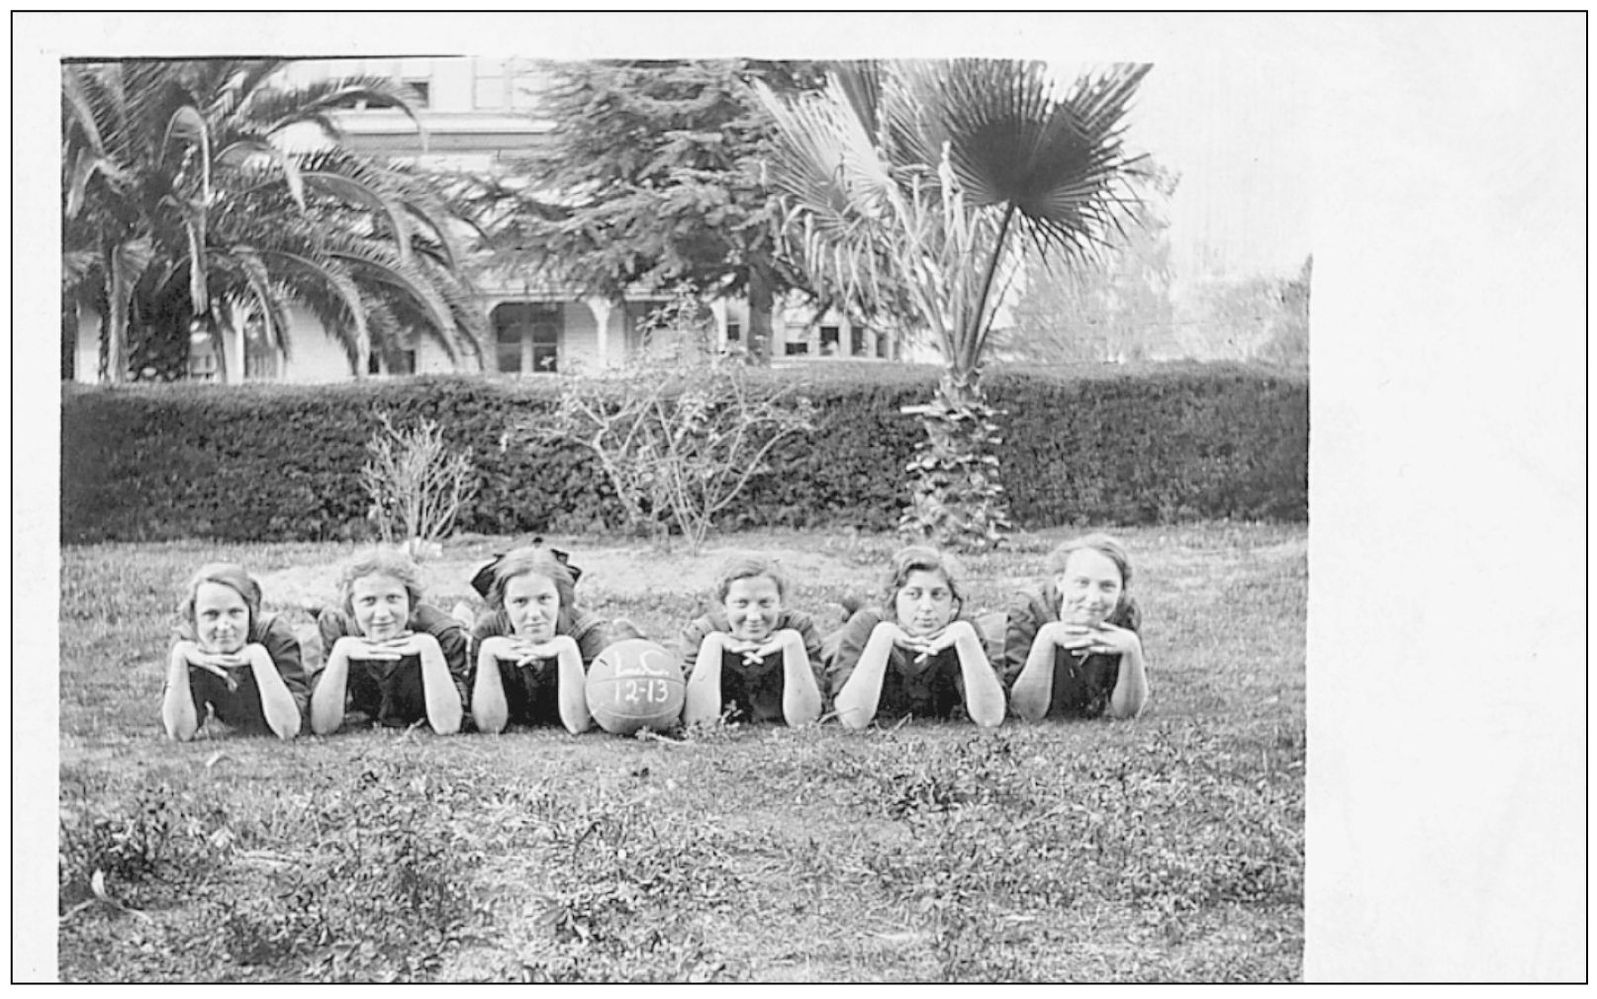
(682, 637, 724, 726)
(780, 635, 822, 727)
(1009, 633, 1058, 722)
(247, 646, 302, 739)
(309, 648, 350, 735)
(472, 645, 509, 734)
(833, 629, 896, 730)
(952, 631, 1006, 727)
(556, 644, 592, 735)
(418, 644, 463, 734)
(161, 649, 200, 741)
(1106, 645, 1150, 719)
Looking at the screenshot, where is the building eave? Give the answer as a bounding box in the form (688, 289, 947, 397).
(329, 109, 555, 154)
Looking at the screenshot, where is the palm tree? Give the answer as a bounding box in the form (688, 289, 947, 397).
(755, 60, 1150, 549)
(204, 147, 487, 378)
(62, 58, 486, 382)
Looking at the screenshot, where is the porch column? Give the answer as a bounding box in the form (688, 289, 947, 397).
(585, 297, 614, 369)
(76, 306, 100, 384)
(221, 319, 246, 384)
(710, 298, 729, 352)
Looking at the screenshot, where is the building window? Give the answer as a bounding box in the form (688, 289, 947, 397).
(531, 319, 559, 372)
(472, 57, 542, 111)
(820, 325, 840, 356)
(784, 341, 810, 356)
(850, 328, 866, 357)
(493, 301, 562, 374)
(366, 349, 415, 376)
(245, 348, 278, 380)
(495, 321, 521, 373)
(625, 300, 669, 353)
(474, 75, 503, 110)
(243, 322, 278, 380)
(404, 79, 430, 108)
(726, 322, 741, 343)
(188, 345, 218, 381)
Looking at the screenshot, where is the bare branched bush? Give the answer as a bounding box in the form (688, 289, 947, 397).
(361, 412, 478, 554)
(532, 290, 814, 553)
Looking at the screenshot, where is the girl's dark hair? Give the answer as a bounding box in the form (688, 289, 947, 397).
(486, 546, 578, 628)
(470, 536, 581, 599)
(1047, 533, 1133, 589)
(181, 562, 262, 631)
(880, 546, 965, 622)
(1048, 533, 1134, 617)
(338, 548, 424, 617)
(715, 556, 787, 602)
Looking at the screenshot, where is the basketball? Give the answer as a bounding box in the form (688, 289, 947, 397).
(585, 639, 685, 735)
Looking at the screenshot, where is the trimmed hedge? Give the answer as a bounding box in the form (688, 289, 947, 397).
(61, 364, 1306, 543)
(62, 377, 610, 544)
(989, 365, 1309, 525)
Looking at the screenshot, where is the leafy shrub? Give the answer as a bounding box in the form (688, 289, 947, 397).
(195, 760, 493, 982)
(991, 364, 1308, 525)
(61, 363, 1307, 543)
(57, 780, 231, 910)
(840, 725, 1302, 982)
(60, 378, 605, 543)
(510, 793, 735, 983)
(59, 790, 181, 907)
(735, 375, 928, 531)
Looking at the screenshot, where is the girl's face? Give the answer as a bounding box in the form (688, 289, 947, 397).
(723, 575, 781, 643)
(894, 568, 957, 638)
(194, 581, 250, 654)
(350, 573, 411, 640)
(504, 572, 560, 640)
(1055, 548, 1124, 626)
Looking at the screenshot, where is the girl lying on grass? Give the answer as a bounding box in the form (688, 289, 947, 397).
(309, 548, 469, 735)
(1005, 533, 1150, 721)
(161, 563, 307, 741)
(828, 546, 1007, 729)
(468, 546, 615, 735)
(680, 556, 825, 727)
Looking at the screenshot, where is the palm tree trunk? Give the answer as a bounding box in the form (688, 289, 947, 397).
(965, 202, 1017, 374)
(910, 203, 1015, 551)
(61, 293, 78, 380)
(938, 365, 982, 410)
(100, 238, 128, 384)
(746, 263, 774, 365)
(902, 366, 1012, 552)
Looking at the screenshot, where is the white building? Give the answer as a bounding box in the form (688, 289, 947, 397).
(69, 57, 892, 385)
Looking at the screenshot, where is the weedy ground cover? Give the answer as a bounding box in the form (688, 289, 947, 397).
(57, 523, 1304, 982)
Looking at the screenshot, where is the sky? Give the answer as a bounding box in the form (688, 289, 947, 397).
(1127, 56, 1313, 279)
(13, 12, 1587, 983)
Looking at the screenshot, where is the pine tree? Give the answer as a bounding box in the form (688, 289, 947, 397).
(481, 60, 827, 363)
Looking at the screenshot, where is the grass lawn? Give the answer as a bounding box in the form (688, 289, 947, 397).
(57, 522, 1305, 983)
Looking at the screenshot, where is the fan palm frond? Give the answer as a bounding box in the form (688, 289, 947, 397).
(759, 58, 1149, 379)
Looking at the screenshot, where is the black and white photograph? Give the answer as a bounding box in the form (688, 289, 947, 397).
(14, 11, 1585, 984)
